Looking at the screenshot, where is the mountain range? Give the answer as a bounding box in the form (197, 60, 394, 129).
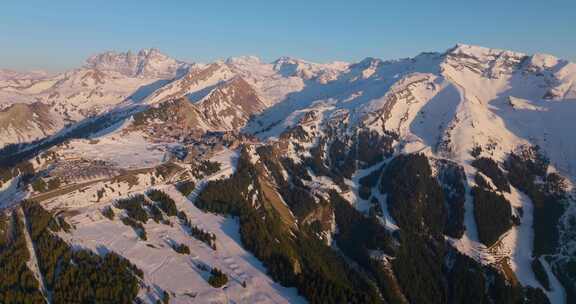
(0, 44, 574, 304)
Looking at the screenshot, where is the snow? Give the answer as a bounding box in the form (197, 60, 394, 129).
(1, 43, 575, 303)
(226, 56, 312, 106)
(20, 79, 59, 94)
(540, 258, 567, 304)
(497, 97, 576, 180)
(528, 53, 560, 70)
(18, 207, 50, 303)
(209, 148, 240, 179)
(374, 193, 400, 232)
(345, 163, 381, 213)
(449, 44, 527, 61)
(447, 165, 491, 263)
(449, 164, 568, 303)
(0, 50, 189, 148)
(144, 63, 235, 105)
(0, 177, 28, 209)
(63, 185, 305, 304)
(57, 132, 166, 169)
(0, 68, 50, 82)
(85, 48, 188, 78)
(500, 187, 566, 303)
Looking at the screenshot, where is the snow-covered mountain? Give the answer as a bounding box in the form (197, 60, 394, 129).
(246, 44, 576, 178)
(0, 68, 50, 82)
(85, 48, 189, 78)
(1, 44, 575, 304)
(0, 49, 192, 147)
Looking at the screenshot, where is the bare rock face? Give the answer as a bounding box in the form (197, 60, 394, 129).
(0, 102, 63, 146)
(132, 76, 267, 140)
(195, 77, 267, 130)
(85, 48, 189, 78)
(443, 44, 528, 78)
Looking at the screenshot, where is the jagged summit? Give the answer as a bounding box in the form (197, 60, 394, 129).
(446, 43, 568, 66)
(447, 43, 527, 58)
(85, 48, 189, 78)
(444, 43, 530, 68)
(440, 43, 565, 80)
(443, 43, 569, 72)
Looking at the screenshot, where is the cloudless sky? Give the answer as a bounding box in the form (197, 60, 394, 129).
(1, 0, 575, 71)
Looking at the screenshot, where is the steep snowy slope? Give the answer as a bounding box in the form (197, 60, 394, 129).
(143, 62, 236, 105)
(245, 44, 576, 180)
(239, 45, 576, 303)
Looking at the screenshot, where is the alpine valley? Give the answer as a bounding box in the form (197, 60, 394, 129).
(0, 44, 575, 304)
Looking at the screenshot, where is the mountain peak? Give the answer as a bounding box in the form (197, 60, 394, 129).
(225, 56, 262, 66)
(528, 53, 562, 69)
(441, 43, 531, 78)
(137, 48, 162, 57)
(354, 57, 383, 68)
(85, 48, 188, 78)
(446, 43, 527, 60)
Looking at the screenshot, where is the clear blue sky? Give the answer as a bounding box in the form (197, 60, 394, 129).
(1, 0, 575, 71)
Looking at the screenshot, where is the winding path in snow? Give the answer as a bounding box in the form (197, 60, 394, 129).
(18, 207, 51, 304)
